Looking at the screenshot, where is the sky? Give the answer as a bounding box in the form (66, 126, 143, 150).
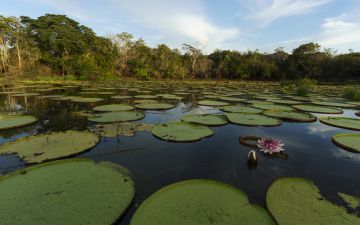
(1, 0, 360, 53)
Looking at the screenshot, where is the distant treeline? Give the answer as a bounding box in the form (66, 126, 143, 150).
(0, 14, 359, 81)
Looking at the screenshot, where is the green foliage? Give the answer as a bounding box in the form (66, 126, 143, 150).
(343, 88, 360, 100)
(295, 78, 316, 96)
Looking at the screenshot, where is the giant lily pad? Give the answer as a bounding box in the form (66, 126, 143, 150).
(226, 113, 281, 126)
(0, 131, 100, 163)
(269, 99, 302, 104)
(111, 95, 132, 100)
(332, 133, 360, 153)
(131, 179, 275, 225)
(135, 103, 175, 110)
(182, 114, 228, 126)
(71, 97, 104, 103)
(311, 101, 354, 108)
(252, 103, 294, 111)
(319, 117, 360, 130)
(152, 122, 213, 142)
(88, 111, 144, 123)
(338, 192, 360, 209)
(266, 177, 360, 225)
(220, 105, 263, 114)
(263, 110, 317, 122)
(292, 104, 343, 114)
(198, 100, 230, 106)
(0, 158, 135, 225)
(95, 123, 155, 137)
(93, 104, 134, 112)
(0, 115, 37, 130)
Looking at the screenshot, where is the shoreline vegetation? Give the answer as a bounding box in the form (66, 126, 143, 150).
(0, 14, 359, 84)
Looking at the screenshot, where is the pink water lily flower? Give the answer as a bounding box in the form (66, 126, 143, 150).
(257, 138, 285, 154)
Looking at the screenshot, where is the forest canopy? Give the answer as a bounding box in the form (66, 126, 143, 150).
(1, 14, 359, 81)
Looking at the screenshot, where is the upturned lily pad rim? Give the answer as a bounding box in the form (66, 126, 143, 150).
(0, 158, 135, 225)
(0, 115, 38, 130)
(131, 179, 276, 225)
(319, 117, 360, 131)
(332, 133, 360, 153)
(239, 136, 260, 148)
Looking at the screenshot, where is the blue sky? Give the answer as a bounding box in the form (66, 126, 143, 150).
(2, 0, 359, 53)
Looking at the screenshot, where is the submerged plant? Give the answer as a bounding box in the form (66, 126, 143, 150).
(257, 138, 285, 154)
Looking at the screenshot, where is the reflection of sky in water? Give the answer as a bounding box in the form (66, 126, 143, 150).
(0, 87, 360, 224)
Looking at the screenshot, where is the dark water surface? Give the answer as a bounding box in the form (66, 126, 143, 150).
(0, 82, 359, 224)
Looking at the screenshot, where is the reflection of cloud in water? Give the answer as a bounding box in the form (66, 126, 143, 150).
(307, 124, 338, 138)
(330, 145, 360, 162)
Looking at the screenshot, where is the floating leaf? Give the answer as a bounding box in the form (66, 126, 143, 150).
(182, 114, 228, 126)
(95, 122, 155, 137)
(71, 97, 104, 103)
(252, 103, 294, 111)
(263, 110, 317, 122)
(131, 179, 275, 225)
(0, 131, 100, 163)
(332, 133, 360, 153)
(152, 122, 213, 142)
(266, 177, 360, 225)
(198, 100, 230, 106)
(0, 158, 135, 225)
(93, 104, 135, 112)
(320, 117, 360, 130)
(0, 115, 37, 130)
(220, 105, 263, 114)
(292, 104, 342, 114)
(88, 111, 144, 123)
(311, 101, 355, 108)
(338, 192, 360, 209)
(226, 113, 281, 126)
(135, 103, 175, 110)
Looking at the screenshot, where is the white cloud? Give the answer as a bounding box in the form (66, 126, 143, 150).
(242, 0, 332, 27)
(318, 14, 360, 51)
(112, 0, 240, 50)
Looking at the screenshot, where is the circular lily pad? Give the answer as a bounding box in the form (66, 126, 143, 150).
(152, 122, 213, 142)
(266, 177, 360, 225)
(0, 115, 37, 130)
(88, 111, 144, 123)
(263, 110, 317, 122)
(131, 179, 276, 225)
(135, 103, 175, 110)
(226, 113, 281, 126)
(93, 104, 134, 112)
(239, 136, 260, 147)
(332, 133, 360, 153)
(0, 158, 135, 225)
(134, 95, 157, 99)
(198, 100, 230, 106)
(0, 131, 100, 163)
(111, 95, 132, 100)
(71, 97, 104, 103)
(252, 103, 294, 111)
(319, 117, 360, 130)
(182, 114, 228, 126)
(311, 101, 354, 108)
(220, 105, 263, 114)
(292, 104, 343, 114)
(269, 99, 302, 105)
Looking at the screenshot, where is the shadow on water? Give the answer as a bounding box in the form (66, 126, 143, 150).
(0, 83, 359, 224)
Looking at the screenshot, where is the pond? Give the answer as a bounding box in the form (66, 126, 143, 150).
(0, 80, 359, 224)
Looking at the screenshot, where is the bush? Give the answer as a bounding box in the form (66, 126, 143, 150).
(343, 88, 360, 100)
(295, 77, 316, 96)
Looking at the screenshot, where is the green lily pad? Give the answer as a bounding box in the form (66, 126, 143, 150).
(88, 111, 144, 123)
(292, 104, 343, 114)
(269, 99, 303, 104)
(182, 114, 228, 126)
(266, 177, 360, 225)
(134, 95, 157, 99)
(133, 99, 159, 104)
(311, 101, 355, 108)
(111, 95, 133, 100)
(71, 97, 104, 103)
(0, 131, 100, 163)
(0, 158, 135, 225)
(252, 103, 294, 111)
(93, 104, 134, 112)
(220, 105, 263, 114)
(226, 113, 281, 126)
(95, 122, 155, 137)
(219, 96, 246, 102)
(11, 93, 41, 97)
(338, 192, 360, 209)
(263, 110, 317, 122)
(198, 100, 230, 106)
(135, 103, 175, 110)
(152, 122, 213, 142)
(320, 117, 360, 130)
(0, 115, 37, 130)
(131, 179, 276, 225)
(332, 133, 360, 153)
